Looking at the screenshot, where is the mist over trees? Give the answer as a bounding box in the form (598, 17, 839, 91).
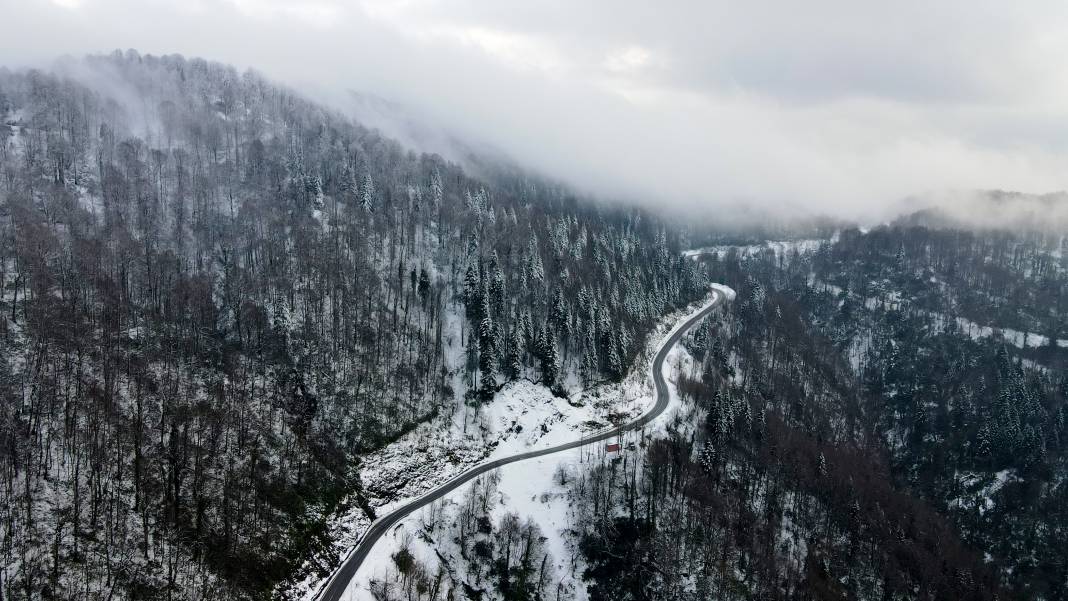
(0, 51, 704, 599)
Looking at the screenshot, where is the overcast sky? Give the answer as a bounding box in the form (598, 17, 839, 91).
(4, 0, 1068, 221)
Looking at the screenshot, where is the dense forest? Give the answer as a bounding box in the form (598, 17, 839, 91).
(807, 226, 1068, 597)
(4, 49, 1066, 601)
(564, 225, 1067, 599)
(0, 51, 704, 599)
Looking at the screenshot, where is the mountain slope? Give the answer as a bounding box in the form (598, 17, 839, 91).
(0, 51, 704, 600)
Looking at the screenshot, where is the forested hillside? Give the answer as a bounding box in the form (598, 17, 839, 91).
(806, 226, 1068, 597)
(0, 51, 704, 599)
(561, 225, 1067, 600)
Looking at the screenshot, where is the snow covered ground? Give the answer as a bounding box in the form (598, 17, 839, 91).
(711, 282, 738, 302)
(949, 469, 1021, 515)
(948, 315, 1068, 349)
(684, 239, 826, 262)
(297, 287, 731, 601)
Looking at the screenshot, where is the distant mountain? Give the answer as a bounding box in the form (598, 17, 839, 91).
(896, 190, 1068, 235)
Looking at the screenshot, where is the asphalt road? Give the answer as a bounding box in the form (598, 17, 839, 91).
(315, 289, 726, 601)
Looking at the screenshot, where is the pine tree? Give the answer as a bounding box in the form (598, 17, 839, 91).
(418, 267, 431, 306)
(360, 173, 376, 211)
(429, 169, 444, 207)
(479, 315, 499, 399)
(521, 311, 533, 347)
(581, 344, 597, 387)
(540, 325, 560, 386)
(479, 351, 497, 400)
(583, 326, 599, 373)
(550, 289, 571, 353)
(606, 335, 623, 381)
(525, 235, 545, 286)
(699, 440, 716, 474)
(505, 328, 523, 380)
(463, 263, 481, 320)
(489, 251, 506, 315)
(340, 166, 358, 201)
(308, 174, 324, 209)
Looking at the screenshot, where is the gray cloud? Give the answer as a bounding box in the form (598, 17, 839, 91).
(4, 0, 1068, 223)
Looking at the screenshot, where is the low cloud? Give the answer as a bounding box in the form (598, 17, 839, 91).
(5, 0, 1068, 223)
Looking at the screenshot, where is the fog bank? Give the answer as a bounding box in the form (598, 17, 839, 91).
(5, 0, 1068, 223)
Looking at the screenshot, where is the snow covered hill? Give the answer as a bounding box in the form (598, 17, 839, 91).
(297, 289, 731, 601)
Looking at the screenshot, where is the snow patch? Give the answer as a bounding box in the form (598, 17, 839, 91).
(949, 469, 1021, 515)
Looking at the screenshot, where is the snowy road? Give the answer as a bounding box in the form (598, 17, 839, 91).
(314, 287, 729, 601)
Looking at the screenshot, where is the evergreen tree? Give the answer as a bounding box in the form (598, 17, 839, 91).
(539, 325, 560, 386)
(525, 234, 545, 286)
(505, 328, 523, 381)
(606, 336, 623, 380)
(463, 263, 481, 320)
(429, 169, 444, 207)
(489, 251, 506, 315)
(418, 267, 431, 306)
(699, 440, 716, 474)
(360, 173, 376, 211)
(550, 289, 571, 352)
(479, 315, 499, 399)
(581, 346, 598, 386)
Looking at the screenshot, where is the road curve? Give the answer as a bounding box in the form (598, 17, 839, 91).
(315, 289, 727, 601)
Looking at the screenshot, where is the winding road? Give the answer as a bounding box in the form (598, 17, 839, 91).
(315, 288, 728, 601)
